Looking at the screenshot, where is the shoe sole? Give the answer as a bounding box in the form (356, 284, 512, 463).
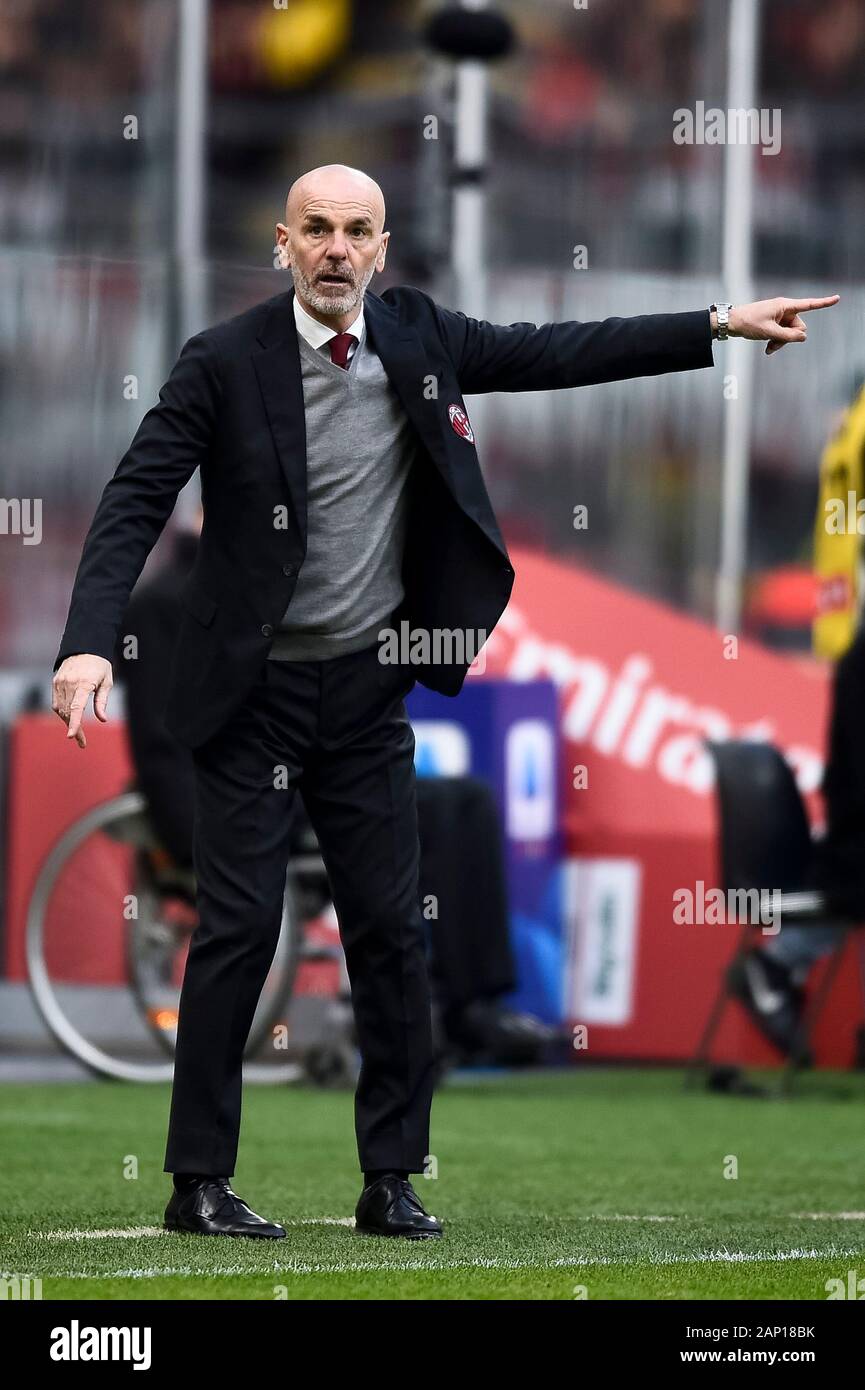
(164, 1218, 286, 1239)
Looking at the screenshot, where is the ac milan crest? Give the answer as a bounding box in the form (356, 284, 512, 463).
(448, 403, 475, 443)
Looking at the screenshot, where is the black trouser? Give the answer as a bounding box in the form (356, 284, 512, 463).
(163, 642, 435, 1177)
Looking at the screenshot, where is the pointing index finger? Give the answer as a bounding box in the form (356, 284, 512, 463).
(66, 685, 90, 739)
(790, 295, 840, 313)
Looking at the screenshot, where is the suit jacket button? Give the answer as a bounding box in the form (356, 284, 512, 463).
(282, 563, 297, 577)
(261, 623, 273, 638)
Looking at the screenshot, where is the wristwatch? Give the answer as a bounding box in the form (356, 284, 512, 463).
(710, 301, 733, 341)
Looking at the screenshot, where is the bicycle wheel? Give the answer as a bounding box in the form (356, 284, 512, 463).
(26, 791, 301, 1083)
(125, 840, 301, 1061)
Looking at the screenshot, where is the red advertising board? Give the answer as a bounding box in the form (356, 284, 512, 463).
(480, 548, 860, 1067)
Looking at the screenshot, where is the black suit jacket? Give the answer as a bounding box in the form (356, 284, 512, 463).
(54, 284, 715, 748)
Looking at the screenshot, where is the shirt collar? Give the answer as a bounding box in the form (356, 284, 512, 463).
(293, 292, 365, 352)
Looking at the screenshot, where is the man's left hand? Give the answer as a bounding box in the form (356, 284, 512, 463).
(720, 295, 840, 355)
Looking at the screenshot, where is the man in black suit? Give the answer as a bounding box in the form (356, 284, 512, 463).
(51, 163, 837, 1239)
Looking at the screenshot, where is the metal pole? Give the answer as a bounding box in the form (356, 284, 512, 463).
(450, 0, 491, 462)
(451, 0, 489, 323)
(715, 0, 761, 632)
(173, 0, 208, 525)
(174, 0, 209, 346)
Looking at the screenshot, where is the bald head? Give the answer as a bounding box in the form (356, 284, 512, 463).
(276, 164, 390, 328)
(285, 164, 386, 233)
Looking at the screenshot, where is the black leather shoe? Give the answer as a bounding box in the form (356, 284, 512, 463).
(447, 1000, 560, 1066)
(164, 1177, 286, 1239)
(354, 1175, 442, 1239)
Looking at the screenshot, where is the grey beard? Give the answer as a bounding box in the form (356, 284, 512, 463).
(292, 263, 376, 318)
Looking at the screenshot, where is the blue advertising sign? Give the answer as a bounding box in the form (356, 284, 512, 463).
(406, 679, 564, 1023)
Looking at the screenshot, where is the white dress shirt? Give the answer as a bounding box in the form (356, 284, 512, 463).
(293, 292, 365, 365)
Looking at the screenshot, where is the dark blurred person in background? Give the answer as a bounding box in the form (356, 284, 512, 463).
(729, 620, 865, 1057)
(115, 518, 201, 878)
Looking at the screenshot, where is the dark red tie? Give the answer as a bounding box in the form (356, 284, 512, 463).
(329, 333, 357, 370)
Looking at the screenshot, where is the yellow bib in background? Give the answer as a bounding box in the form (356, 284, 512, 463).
(813, 385, 865, 659)
(260, 0, 351, 87)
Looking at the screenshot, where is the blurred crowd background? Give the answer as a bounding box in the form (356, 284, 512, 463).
(1, 0, 864, 681)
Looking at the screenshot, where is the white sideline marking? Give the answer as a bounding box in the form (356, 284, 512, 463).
(295, 1217, 356, 1227)
(586, 1214, 676, 1222)
(35, 1211, 865, 1242)
(39, 1227, 168, 1240)
(47, 1248, 862, 1279)
(589, 1212, 865, 1224)
(566, 1247, 861, 1267)
(794, 1212, 865, 1220)
(36, 1219, 356, 1240)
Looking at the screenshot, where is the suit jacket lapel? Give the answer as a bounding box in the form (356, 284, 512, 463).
(365, 293, 509, 561)
(363, 292, 460, 499)
(251, 289, 307, 548)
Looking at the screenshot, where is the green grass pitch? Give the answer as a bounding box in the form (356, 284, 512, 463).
(3, 1068, 865, 1300)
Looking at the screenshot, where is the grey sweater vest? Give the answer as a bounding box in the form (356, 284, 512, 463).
(268, 330, 418, 662)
